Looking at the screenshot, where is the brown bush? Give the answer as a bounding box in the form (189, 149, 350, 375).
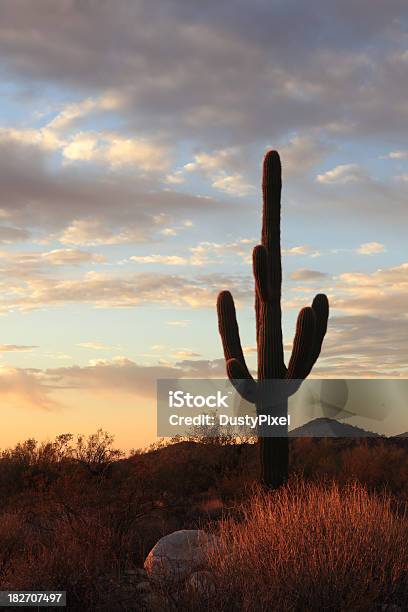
(198, 480, 408, 611)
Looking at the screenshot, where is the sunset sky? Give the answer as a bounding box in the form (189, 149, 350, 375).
(0, 1, 407, 449)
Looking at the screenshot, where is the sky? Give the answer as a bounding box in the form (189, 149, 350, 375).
(0, 0, 407, 449)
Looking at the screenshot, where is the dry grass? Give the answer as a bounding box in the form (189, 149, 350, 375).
(193, 480, 408, 612)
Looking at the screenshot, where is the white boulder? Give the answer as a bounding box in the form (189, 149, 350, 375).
(144, 529, 218, 583)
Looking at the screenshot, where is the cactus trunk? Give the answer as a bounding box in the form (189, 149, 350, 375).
(260, 433, 288, 489)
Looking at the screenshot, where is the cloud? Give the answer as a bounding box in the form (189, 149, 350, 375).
(0, 365, 60, 410)
(332, 262, 408, 317)
(382, 151, 408, 159)
(78, 342, 117, 350)
(338, 263, 407, 287)
(127, 241, 321, 268)
(0, 0, 406, 148)
(173, 358, 226, 378)
(293, 168, 407, 225)
(47, 93, 123, 131)
(0, 226, 30, 243)
(181, 148, 254, 196)
(211, 173, 254, 196)
(0, 355, 230, 420)
(0, 248, 105, 272)
(0, 126, 63, 151)
(171, 349, 201, 359)
(164, 170, 186, 185)
(38, 356, 227, 398)
(285, 261, 407, 376)
(130, 255, 188, 265)
(279, 135, 333, 176)
(189, 239, 320, 265)
(314, 314, 408, 377)
(283, 245, 321, 257)
(62, 131, 169, 171)
(356, 242, 386, 255)
(184, 149, 244, 174)
(289, 268, 329, 281)
(0, 137, 221, 245)
(1, 94, 169, 173)
(0, 345, 38, 352)
(0, 270, 252, 312)
(129, 239, 258, 267)
(159, 228, 178, 237)
(189, 239, 255, 264)
(57, 219, 148, 246)
(45, 358, 174, 397)
(41, 248, 105, 265)
(316, 164, 367, 184)
(166, 320, 190, 327)
(0, 6, 406, 242)
(61, 132, 98, 161)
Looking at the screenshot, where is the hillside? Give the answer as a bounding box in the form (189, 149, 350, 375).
(290, 417, 381, 438)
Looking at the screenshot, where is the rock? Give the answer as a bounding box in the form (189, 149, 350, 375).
(144, 529, 218, 583)
(188, 570, 216, 596)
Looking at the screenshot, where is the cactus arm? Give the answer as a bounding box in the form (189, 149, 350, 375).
(310, 293, 329, 365)
(217, 290, 254, 383)
(286, 294, 328, 379)
(226, 358, 258, 403)
(253, 245, 269, 302)
(286, 306, 316, 379)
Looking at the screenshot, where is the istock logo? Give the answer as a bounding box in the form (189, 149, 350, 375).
(168, 390, 230, 409)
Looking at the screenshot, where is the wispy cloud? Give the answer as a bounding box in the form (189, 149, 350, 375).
(289, 269, 329, 281)
(279, 136, 333, 176)
(316, 164, 367, 185)
(0, 345, 38, 352)
(356, 242, 386, 255)
(172, 148, 255, 196)
(0, 271, 252, 312)
(381, 151, 408, 160)
(78, 342, 118, 350)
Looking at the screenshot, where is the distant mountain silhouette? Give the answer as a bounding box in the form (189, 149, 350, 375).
(290, 417, 381, 438)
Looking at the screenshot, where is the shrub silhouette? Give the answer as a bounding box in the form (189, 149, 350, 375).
(217, 151, 329, 488)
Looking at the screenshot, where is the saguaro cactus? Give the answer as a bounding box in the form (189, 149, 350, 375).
(217, 150, 329, 488)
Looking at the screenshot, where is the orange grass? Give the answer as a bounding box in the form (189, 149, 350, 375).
(201, 480, 408, 611)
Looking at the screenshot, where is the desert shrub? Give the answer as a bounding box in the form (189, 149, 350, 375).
(196, 480, 408, 611)
(340, 441, 408, 496)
